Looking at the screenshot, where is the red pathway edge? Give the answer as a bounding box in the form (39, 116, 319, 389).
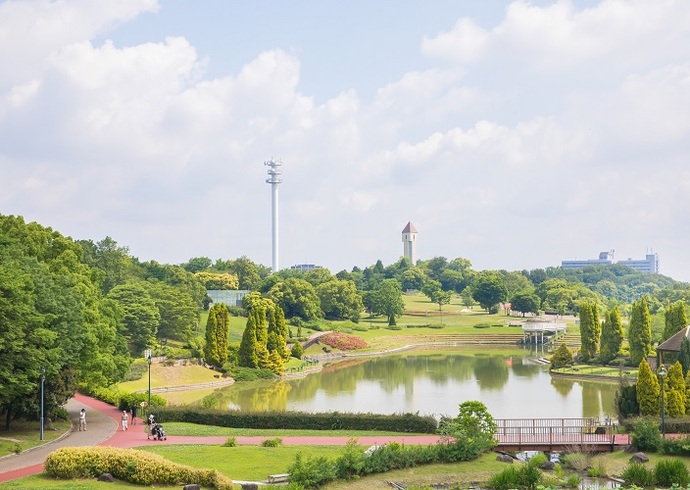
(0, 393, 442, 483)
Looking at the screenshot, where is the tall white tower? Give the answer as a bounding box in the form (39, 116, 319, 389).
(265, 159, 282, 273)
(402, 222, 418, 265)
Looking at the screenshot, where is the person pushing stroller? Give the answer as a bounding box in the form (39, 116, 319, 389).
(146, 414, 167, 441)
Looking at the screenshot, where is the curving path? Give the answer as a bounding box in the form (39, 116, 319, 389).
(0, 393, 442, 483)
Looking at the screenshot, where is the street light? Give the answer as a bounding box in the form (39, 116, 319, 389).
(40, 366, 45, 441)
(659, 365, 667, 438)
(144, 349, 152, 418)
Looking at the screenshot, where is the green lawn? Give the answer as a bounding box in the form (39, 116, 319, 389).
(0, 419, 71, 457)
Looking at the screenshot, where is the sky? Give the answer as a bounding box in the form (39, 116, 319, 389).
(1, 0, 689, 281)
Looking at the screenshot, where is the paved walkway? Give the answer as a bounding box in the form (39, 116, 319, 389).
(0, 393, 442, 483)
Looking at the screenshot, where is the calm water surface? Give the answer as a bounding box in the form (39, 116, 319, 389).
(214, 347, 618, 419)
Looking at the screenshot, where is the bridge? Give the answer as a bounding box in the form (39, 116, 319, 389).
(493, 418, 622, 452)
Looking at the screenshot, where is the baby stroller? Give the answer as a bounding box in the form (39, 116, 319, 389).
(147, 416, 167, 441)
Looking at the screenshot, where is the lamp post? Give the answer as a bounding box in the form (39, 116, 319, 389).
(40, 366, 45, 441)
(144, 349, 152, 418)
(659, 365, 667, 438)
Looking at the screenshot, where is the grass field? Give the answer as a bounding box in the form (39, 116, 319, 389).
(0, 419, 71, 456)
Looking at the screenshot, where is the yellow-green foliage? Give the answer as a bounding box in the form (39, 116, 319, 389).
(44, 446, 233, 489)
(666, 361, 686, 417)
(636, 359, 660, 416)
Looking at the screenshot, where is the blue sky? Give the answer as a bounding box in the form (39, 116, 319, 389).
(1, 0, 689, 280)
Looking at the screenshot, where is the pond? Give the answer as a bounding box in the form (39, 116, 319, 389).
(209, 347, 620, 420)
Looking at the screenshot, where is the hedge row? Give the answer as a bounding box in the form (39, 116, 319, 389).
(622, 416, 690, 434)
(153, 407, 438, 433)
(45, 446, 233, 489)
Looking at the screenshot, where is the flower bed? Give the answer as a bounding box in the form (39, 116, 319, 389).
(319, 332, 368, 351)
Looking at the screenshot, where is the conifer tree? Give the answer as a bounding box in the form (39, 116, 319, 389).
(579, 302, 599, 362)
(663, 301, 688, 342)
(600, 306, 624, 363)
(685, 371, 690, 415)
(238, 308, 259, 368)
(291, 341, 304, 359)
(636, 359, 660, 416)
(268, 349, 284, 375)
(203, 303, 230, 368)
(680, 337, 690, 376)
(666, 361, 685, 418)
(550, 343, 574, 369)
(629, 297, 652, 366)
(266, 306, 289, 361)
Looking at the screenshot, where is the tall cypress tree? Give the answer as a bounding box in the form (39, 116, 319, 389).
(629, 297, 652, 366)
(204, 303, 229, 368)
(636, 359, 660, 416)
(579, 302, 598, 362)
(664, 301, 688, 341)
(238, 308, 259, 368)
(666, 361, 685, 418)
(600, 306, 624, 363)
(679, 337, 690, 376)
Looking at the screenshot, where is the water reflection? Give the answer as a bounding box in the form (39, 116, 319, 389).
(213, 347, 618, 419)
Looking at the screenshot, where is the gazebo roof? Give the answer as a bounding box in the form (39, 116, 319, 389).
(657, 325, 690, 353)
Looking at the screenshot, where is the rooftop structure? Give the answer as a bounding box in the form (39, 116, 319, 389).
(561, 250, 658, 273)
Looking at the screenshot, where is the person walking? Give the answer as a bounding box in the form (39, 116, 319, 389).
(121, 410, 129, 431)
(78, 408, 86, 431)
(130, 404, 137, 425)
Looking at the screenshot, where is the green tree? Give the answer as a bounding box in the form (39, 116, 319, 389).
(203, 303, 229, 368)
(267, 305, 289, 363)
(268, 278, 322, 321)
(579, 302, 600, 362)
(438, 401, 498, 460)
(679, 337, 690, 376)
(316, 279, 364, 321)
(636, 359, 660, 416)
(238, 308, 260, 368)
(663, 301, 688, 341)
(471, 272, 508, 313)
(550, 343, 574, 369)
(107, 282, 160, 351)
(421, 280, 453, 320)
(371, 278, 405, 326)
(194, 271, 239, 290)
(290, 341, 304, 359)
(400, 267, 426, 292)
(600, 306, 624, 363)
(510, 289, 540, 317)
(148, 281, 199, 341)
(181, 256, 212, 273)
(229, 256, 262, 290)
(666, 361, 685, 418)
(629, 297, 653, 366)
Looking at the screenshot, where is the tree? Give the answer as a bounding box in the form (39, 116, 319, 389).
(290, 341, 304, 359)
(629, 297, 653, 366)
(266, 305, 289, 362)
(636, 359, 660, 416)
(371, 279, 405, 326)
(238, 308, 260, 368)
(400, 267, 426, 291)
(579, 302, 600, 362)
(438, 401, 497, 459)
(229, 256, 262, 290)
(268, 278, 322, 321)
(194, 271, 239, 290)
(181, 256, 212, 273)
(148, 281, 199, 341)
(510, 289, 540, 317)
(550, 343, 574, 369)
(471, 272, 507, 313)
(666, 361, 685, 418)
(600, 306, 624, 363)
(663, 301, 688, 341)
(421, 280, 453, 321)
(107, 282, 160, 350)
(679, 337, 690, 376)
(204, 303, 229, 368)
(316, 279, 364, 321)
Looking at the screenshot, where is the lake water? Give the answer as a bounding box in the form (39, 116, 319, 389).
(212, 347, 620, 420)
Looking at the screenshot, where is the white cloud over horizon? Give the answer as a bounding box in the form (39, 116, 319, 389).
(1, 0, 689, 281)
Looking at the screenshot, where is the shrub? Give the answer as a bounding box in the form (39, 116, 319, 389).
(222, 437, 236, 447)
(123, 362, 148, 381)
(261, 437, 282, 447)
(227, 366, 276, 381)
(661, 434, 690, 456)
(334, 439, 366, 480)
(487, 466, 521, 490)
(45, 446, 233, 489)
(474, 323, 491, 329)
(288, 453, 337, 489)
(622, 462, 655, 487)
(631, 419, 662, 452)
(565, 474, 581, 488)
(654, 458, 690, 486)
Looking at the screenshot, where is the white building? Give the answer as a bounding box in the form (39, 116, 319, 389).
(402, 222, 418, 265)
(561, 250, 659, 274)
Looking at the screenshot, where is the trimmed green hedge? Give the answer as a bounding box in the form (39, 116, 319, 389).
(45, 446, 233, 489)
(153, 407, 438, 433)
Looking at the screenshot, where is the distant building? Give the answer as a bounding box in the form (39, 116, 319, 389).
(402, 222, 418, 265)
(207, 289, 251, 307)
(561, 250, 659, 273)
(291, 263, 318, 272)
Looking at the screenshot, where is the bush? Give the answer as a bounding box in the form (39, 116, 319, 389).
(622, 462, 655, 487)
(45, 446, 233, 489)
(487, 466, 521, 490)
(261, 437, 282, 447)
(222, 437, 236, 447)
(288, 453, 337, 489)
(227, 366, 276, 382)
(661, 434, 690, 456)
(334, 439, 366, 480)
(654, 458, 690, 486)
(123, 362, 148, 381)
(631, 419, 662, 452)
(319, 333, 368, 351)
(474, 323, 491, 329)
